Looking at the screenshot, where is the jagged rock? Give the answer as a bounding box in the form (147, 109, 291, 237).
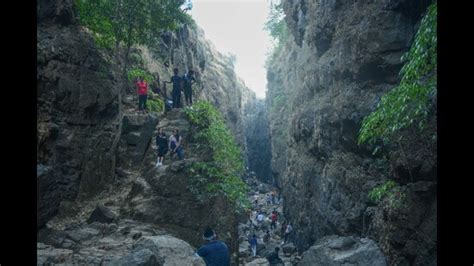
(106, 249, 163, 266)
(132, 235, 205, 265)
(266, 1, 436, 265)
(87, 204, 117, 224)
(281, 243, 296, 254)
(298, 235, 387, 266)
(245, 258, 269, 265)
(67, 227, 100, 242)
(37, 243, 74, 265)
(327, 236, 356, 249)
(37, 0, 122, 228)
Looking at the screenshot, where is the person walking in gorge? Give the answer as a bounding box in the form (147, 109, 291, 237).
(135, 76, 148, 114)
(248, 234, 258, 257)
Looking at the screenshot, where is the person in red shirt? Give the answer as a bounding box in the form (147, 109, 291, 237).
(136, 76, 148, 114)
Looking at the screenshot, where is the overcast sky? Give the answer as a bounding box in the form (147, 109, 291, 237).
(189, 0, 273, 99)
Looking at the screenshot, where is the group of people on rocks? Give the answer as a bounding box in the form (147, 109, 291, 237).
(134, 67, 196, 113)
(244, 190, 294, 265)
(190, 187, 293, 266)
(155, 127, 185, 167)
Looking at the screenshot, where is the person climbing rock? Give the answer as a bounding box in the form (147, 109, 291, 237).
(136, 76, 148, 114)
(196, 227, 230, 266)
(166, 68, 183, 108)
(266, 247, 284, 266)
(284, 222, 293, 244)
(183, 69, 196, 106)
(169, 128, 184, 160)
(248, 234, 258, 257)
(156, 127, 168, 167)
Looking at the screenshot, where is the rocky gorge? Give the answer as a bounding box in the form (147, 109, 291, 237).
(37, 0, 437, 265)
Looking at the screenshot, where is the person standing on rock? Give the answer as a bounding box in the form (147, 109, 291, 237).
(270, 210, 278, 230)
(183, 69, 196, 106)
(196, 227, 230, 266)
(256, 211, 264, 226)
(271, 191, 276, 205)
(155, 127, 168, 167)
(284, 222, 293, 244)
(169, 128, 184, 160)
(166, 68, 183, 108)
(266, 247, 284, 265)
(266, 193, 272, 205)
(248, 234, 258, 257)
(136, 76, 148, 114)
(280, 221, 287, 239)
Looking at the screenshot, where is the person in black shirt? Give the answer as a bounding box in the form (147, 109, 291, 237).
(166, 68, 183, 108)
(266, 247, 284, 265)
(183, 70, 196, 106)
(156, 127, 168, 167)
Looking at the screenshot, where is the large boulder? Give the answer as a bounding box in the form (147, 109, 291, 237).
(298, 235, 387, 266)
(130, 235, 205, 266)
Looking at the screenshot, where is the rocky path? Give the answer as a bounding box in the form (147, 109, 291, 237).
(37, 98, 209, 265)
(238, 178, 300, 266)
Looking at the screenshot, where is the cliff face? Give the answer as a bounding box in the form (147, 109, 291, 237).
(136, 25, 256, 154)
(37, 0, 255, 231)
(37, 0, 123, 228)
(266, 0, 436, 264)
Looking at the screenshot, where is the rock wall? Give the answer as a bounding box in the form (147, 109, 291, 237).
(266, 0, 436, 264)
(37, 0, 123, 228)
(37, 0, 256, 231)
(136, 24, 256, 154)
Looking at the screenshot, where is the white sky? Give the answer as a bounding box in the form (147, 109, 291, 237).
(189, 0, 273, 99)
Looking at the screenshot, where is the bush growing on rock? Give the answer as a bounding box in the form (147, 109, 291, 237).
(358, 2, 437, 146)
(184, 101, 250, 210)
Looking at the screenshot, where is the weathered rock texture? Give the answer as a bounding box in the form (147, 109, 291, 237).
(37, 220, 205, 265)
(37, 0, 258, 232)
(136, 24, 256, 154)
(298, 235, 386, 266)
(37, 0, 122, 228)
(266, 0, 436, 264)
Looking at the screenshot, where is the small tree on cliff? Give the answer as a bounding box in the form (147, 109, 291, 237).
(74, 0, 190, 74)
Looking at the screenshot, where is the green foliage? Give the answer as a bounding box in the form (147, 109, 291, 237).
(147, 97, 164, 113)
(264, 1, 289, 68)
(368, 180, 397, 203)
(264, 1, 287, 43)
(74, 0, 189, 50)
(184, 101, 250, 209)
(358, 2, 437, 145)
(127, 68, 154, 83)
